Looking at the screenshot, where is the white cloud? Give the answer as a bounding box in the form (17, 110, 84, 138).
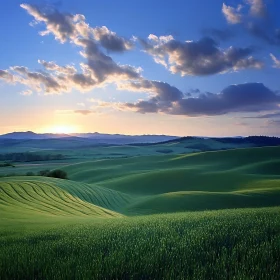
(20, 89, 33, 96)
(270, 53, 280, 68)
(222, 3, 243, 24)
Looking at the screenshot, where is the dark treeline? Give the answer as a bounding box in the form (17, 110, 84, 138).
(0, 169, 68, 179)
(0, 153, 65, 162)
(134, 136, 280, 147)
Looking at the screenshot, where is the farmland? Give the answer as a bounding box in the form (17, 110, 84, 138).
(1, 143, 280, 279)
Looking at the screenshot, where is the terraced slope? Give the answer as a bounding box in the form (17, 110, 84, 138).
(0, 178, 124, 218)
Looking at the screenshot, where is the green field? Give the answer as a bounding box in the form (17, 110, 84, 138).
(1, 146, 280, 279)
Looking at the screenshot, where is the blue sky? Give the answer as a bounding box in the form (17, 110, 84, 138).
(1, 0, 280, 136)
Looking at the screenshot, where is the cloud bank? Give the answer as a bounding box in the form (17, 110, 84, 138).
(140, 35, 262, 76)
(119, 82, 280, 116)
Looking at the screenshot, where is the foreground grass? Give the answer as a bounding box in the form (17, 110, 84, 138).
(1, 207, 280, 280)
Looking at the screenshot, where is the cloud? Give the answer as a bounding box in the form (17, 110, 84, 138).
(235, 121, 248, 126)
(21, 3, 135, 52)
(270, 53, 280, 68)
(20, 89, 33, 96)
(20, 3, 81, 43)
(246, 22, 280, 46)
(202, 28, 235, 41)
(9, 65, 69, 94)
(77, 102, 85, 106)
(3, 62, 95, 94)
(244, 112, 280, 119)
(120, 83, 280, 116)
(74, 109, 93, 115)
(247, 0, 267, 18)
(0, 70, 14, 83)
(267, 119, 280, 125)
(55, 109, 94, 115)
(141, 36, 263, 76)
(76, 38, 141, 84)
(0, 4, 142, 95)
(222, 1, 280, 46)
(118, 79, 183, 102)
(93, 26, 134, 52)
(222, 1, 266, 24)
(222, 3, 243, 24)
(38, 60, 76, 74)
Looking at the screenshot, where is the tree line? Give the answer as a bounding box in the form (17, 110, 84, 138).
(0, 153, 65, 162)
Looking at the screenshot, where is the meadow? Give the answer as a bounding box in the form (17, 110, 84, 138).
(1, 144, 280, 279)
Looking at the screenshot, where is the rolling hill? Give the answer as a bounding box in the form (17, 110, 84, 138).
(1, 146, 280, 217)
(1, 146, 280, 279)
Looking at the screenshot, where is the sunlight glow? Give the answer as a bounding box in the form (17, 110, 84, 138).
(49, 125, 76, 134)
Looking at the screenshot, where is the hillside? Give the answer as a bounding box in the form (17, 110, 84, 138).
(0, 177, 126, 218)
(62, 146, 280, 214)
(1, 146, 280, 217)
(1, 146, 280, 279)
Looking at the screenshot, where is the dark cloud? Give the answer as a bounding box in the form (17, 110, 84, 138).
(20, 3, 79, 43)
(202, 28, 235, 41)
(125, 101, 159, 113)
(120, 80, 183, 102)
(222, 1, 280, 47)
(0, 70, 14, 82)
(93, 26, 134, 52)
(188, 88, 201, 96)
(246, 22, 280, 46)
(244, 112, 280, 119)
(77, 38, 141, 84)
(121, 83, 280, 116)
(141, 36, 263, 76)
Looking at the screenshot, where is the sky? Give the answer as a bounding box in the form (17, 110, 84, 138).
(1, 0, 280, 136)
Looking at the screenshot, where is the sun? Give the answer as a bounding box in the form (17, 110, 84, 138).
(50, 125, 75, 134)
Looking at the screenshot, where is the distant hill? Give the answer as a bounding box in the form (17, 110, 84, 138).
(140, 136, 280, 149)
(0, 131, 73, 140)
(0, 131, 178, 144)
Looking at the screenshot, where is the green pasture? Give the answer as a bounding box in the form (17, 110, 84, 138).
(1, 146, 280, 279)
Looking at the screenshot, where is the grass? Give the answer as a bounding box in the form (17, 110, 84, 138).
(1, 207, 280, 279)
(0, 178, 123, 218)
(1, 146, 280, 279)
(58, 146, 280, 214)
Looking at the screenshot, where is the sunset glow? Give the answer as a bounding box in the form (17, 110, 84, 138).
(48, 125, 76, 135)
